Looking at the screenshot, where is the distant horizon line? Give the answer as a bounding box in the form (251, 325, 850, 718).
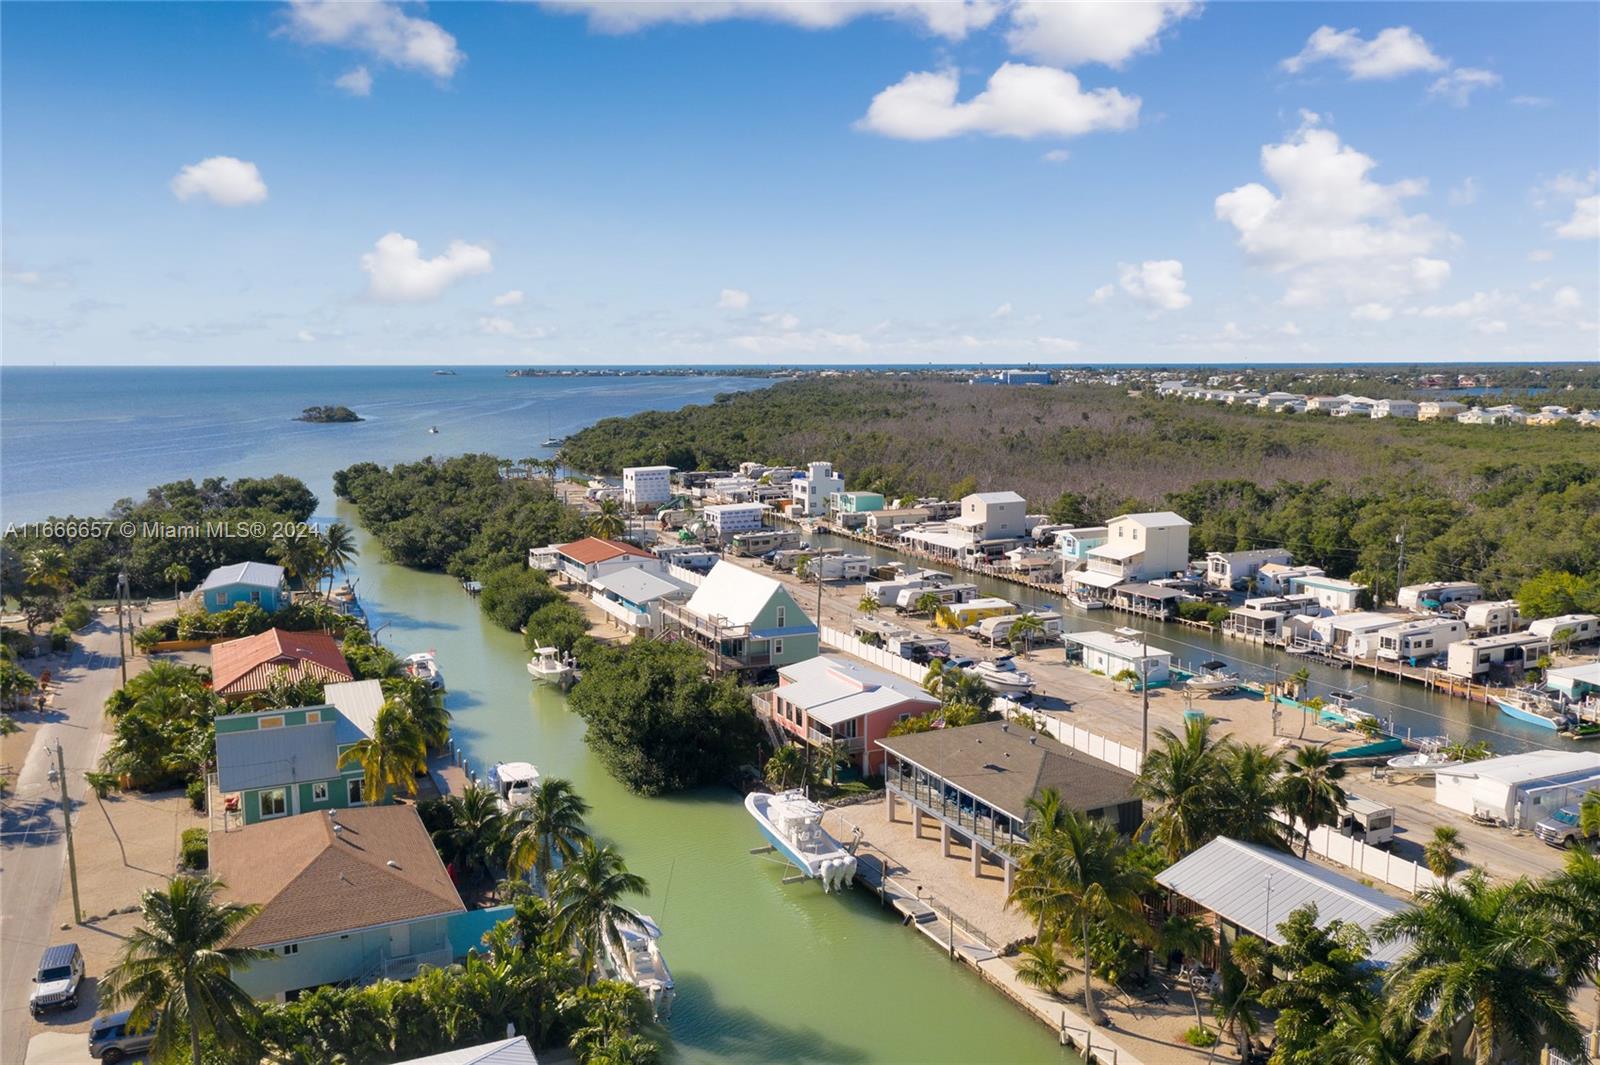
(2, 358, 1596, 370)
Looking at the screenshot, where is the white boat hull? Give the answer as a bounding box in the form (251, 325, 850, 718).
(745, 791, 857, 891)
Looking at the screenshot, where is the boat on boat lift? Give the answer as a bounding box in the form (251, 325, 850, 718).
(745, 789, 858, 892)
(603, 913, 675, 1021)
(1385, 736, 1461, 775)
(1066, 591, 1107, 611)
(402, 651, 445, 691)
(487, 761, 541, 813)
(1493, 687, 1574, 732)
(526, 646, 575, 685)
(1184, 660, 1242, 694)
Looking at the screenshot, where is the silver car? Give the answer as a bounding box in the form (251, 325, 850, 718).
(88, 1010, 156, 1063)
(1534, 805, 1591, 849)
(29, 943, 83, 1016)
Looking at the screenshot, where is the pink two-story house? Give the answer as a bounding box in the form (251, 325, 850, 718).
(765, 655, 940, 776)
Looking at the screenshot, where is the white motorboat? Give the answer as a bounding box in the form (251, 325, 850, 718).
(1184, 660, 1241, 694)
(526, 646, 574, 684)
(1385, 737, 1460, 775)
(973, 658, 1036, 696)
(1067, 591, 1107, 611)
(745, 790, 857, 892)
(428, 426, 440, 434)
(488, 761, 540, 813)
(402, 651, 445, 690)
(603, 913, 675, 1021)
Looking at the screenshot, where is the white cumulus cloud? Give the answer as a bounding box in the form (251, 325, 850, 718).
(1035, 336, 1081, 353)
(540, 1, 999, 40)
(991, 301, 1013, 318)
(761, 311, 801, 331)
(1042, 149, 1071, 163)
(361, 232, 492, 302)
(1090, 283, 1115, 304)
(858, 63, 1139, 141)
(335, 66, 374, 96)
(1214, 119, 1451, 306)
(717, 288, 751, 310)
(1117, 260, 1191, 310)
(1557, 196, 1600, 240)
(1553, 286, 1582, 309)
(1446, 177, 1478, 206)
(285, 1, 463, 80)
(1281, 25, 1446, 80)
(1005, 1, 1198, 68)
(170, 156, 268, 206)
(492, 290, 525, 307)
(1428, 67, 1501, 107)
(730, 329, 870, 356)
(1351, 303, 1393, 321)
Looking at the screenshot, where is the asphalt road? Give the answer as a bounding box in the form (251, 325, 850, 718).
(1, 618, 130, 1065)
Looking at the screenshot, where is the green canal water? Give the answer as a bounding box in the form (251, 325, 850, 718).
(339, 508, 1077, 1065)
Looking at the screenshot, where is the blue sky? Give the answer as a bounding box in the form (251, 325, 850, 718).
(2, 1, 1596, 365)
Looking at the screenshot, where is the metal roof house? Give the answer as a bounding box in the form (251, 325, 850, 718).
(200, 561, 288, 613)
(1064, 629, 1173, 684)
(765, 654, 939, 775)
(210, 628, 354, 700)
(1433, 749, 1600, 828)
(659, 561, 818, 674)
(214, 699, 378, 826)
(1156, 837, 1410, 966)
(877, 720, 1141, 893)
(395, 1038, 539, 1065)
(587, 565, 694, 634)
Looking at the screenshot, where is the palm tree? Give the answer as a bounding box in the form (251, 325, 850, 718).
(552, 839, 649, 983)
(1222, 743, 1288, 851)
(1007, 613, 1045, 657)
(1422, 825, 1465, 885)
(507, 777, 592, 890)
(320, 522, 358, 598)
(1261, 907, 1379, 1065)
(1376, 872, 1584, 1065)
(1279, 744, 1346, 858)
(1533, 848, 1600, 1033)
(337, 701, 427, 802)
(817, 736, 852, 784)
(25, 545, 72, 595)
(99, 875, 269, 1065)
(1014, 940, 1069, 998)
(1213, 933, 1269, 1062)
(1579, 789, 1600, 840)
(270, 536, 323, 595)
(857, 593, 880, 614)
(763, 744, 806, 789)
(1005, 801, 1150, 1024)
(163, 563, 192, 607)
(1133, 714, 1233, 862)
(587, 499, 625, 541)
(912, 591, 943, 617)
(382, 674, 451, 750)
(433, 785, 509, 887)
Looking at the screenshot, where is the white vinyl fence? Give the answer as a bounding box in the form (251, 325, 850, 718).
(819, 625, 1443, 896)
(668, 564, 706, 587)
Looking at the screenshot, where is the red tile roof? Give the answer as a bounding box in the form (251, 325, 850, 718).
(556, 537, 652, 566)
(210, 628, 353, 698)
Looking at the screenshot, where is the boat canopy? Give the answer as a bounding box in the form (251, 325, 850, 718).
(496, 761, 540, 785)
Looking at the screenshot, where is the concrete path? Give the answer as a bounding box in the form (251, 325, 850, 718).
(1, 617, 138, 1065)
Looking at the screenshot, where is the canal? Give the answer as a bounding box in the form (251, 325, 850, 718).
(806, 531, 1565, 756)
(338, 508, 1079, 1065)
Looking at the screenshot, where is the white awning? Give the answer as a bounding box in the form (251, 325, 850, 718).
(1070, 570, 1125, 589)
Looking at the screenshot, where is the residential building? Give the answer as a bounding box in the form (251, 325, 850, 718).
(1056, 525, 1110, 566)
(790, 461, 844, 517)
(1525, 406, 1573, 426)
(394, 1038, 539, 1065)
(1204, 548, 1294, 590)
(951, 491, 1029, 543)
(200, 562, 288, 614)
(621, 465, 675, 508)
(703, 475, 761, 503)
(1373, 618, 1469, 663)
(1305, 394, 1356, 413)
(1331, 398, 1377, 417)
(1396, 581, 1482, 611)
(1064, 630, 1173, 684)
(214, 699, 373, 825)
(1255, 563, 1324, 595)
(1484, 404, 1528, 423)
(879, 720, 1141, 892)
(863, 507, 930, 539)
(1086, 511, 1191, 583)
(551, 537, 656, 587)
(1433, 749, 1600, 828)
(1445, 631, 1550, 679)
(971, 368, 1053, 385)
(588, 565, 694, 634)
(940, 597, 1018, 629)
(1547, 663, 1600, 702)
(658, 561, 818, 673)
(764, 655, 940, 775)
(727, 528, 801, 557)
(214, 805, 510, 1001)
(1417, 400, 1468, 421)
(1288, 573, 1367, 613)
(210, 628, 354, 701)
(1463, 599, 1521, 635)
(830, 491, 886, 514)
(1527, 613, 1600, 646)
(702, 502, 769, 539)
(1370, 399, 1419, 419)
(1155, 837, 1409, 966)
(1308, 611, 1404, 654)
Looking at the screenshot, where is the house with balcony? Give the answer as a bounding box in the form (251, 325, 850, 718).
(659, 561, 817, 674)
(878, 721, 1141, 893)
(951, 491, 1028, 544)
(1371, 399, 1420, 419)
(214, 804, 511, 1001)
(790, 461, 845, 517)
(1418, 400, 1468, 421)
(703, 502, 769, 540)
(551, 537, 657, 587)
(210, 628, 354, 701)
(200, 561, 289, 614)
(213, 689, 381, 825)
(588, 565, 695, 635)
(1255, 563, 1325, 595)
(1204, 548, 1294, 590)
(1056, 525, 1109, 568)
(1082, 511, 1191, 585)
(764, 655, 939, 776)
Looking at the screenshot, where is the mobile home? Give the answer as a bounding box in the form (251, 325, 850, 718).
(1446, 631, 1551, 679)
(729, 528, 801, 558)
(971, 611, 1063, 646)
(941, 597, 1019, 629)
(893, 583, 979, 611)
(1527, 614, 1600, 647)
(1374, 618, 1469, 663)
(1463, 599, 1521, 636)
(1397, 581, 1482, 611)
(1063, 630, 1173, 685)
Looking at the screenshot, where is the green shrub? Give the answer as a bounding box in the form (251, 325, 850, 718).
(133, 622, 176, 651)
(480, 564, 559, 632)
(84, 770, 118, 798)
(180, 827, 208, 870)
(48, 624, 71, 652)
(1176, 600, 1214, 623)
(1182, 1026, 1217, 1048)
(522, 600, 589, 655)
(61, 601, 92, 631)
(186, 777, 208, 811)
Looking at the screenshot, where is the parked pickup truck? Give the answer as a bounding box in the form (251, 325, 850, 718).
(1534, 805, 1595, 849)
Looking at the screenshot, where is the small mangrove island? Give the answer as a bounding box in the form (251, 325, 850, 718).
(296, 404, 364, 423)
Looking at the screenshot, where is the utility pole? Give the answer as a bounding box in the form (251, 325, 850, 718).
(115, 568, 130, 686)
(56, 743, 82, 925)
(1393, 526, 1406, 608)
(1140, 620, 1150, 756)
(1270, 662, 1280, 737)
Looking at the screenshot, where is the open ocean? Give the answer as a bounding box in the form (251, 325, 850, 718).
(0, 366, 770, 523)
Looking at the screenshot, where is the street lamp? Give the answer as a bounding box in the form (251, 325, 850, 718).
(116, 568, 131, 685)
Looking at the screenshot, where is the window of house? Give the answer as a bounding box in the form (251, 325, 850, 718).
(261, 788, 288, 818)
(257, 716, 284, 730)
(311, 782, 329, 803)
(303, 710, 321, 724)
(775, 606, 786, 628)
(281, 943, 299, 956)
(773, 639, 784, 657)
(214, 592, 226, 606)
(251, 589, 262, 604)
(347, 778, 364, 805)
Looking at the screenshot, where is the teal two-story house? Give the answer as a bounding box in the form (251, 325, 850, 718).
(214, 679, 382, 824)
(200, 561, 289, 613)
(658, 561, 818, 675)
